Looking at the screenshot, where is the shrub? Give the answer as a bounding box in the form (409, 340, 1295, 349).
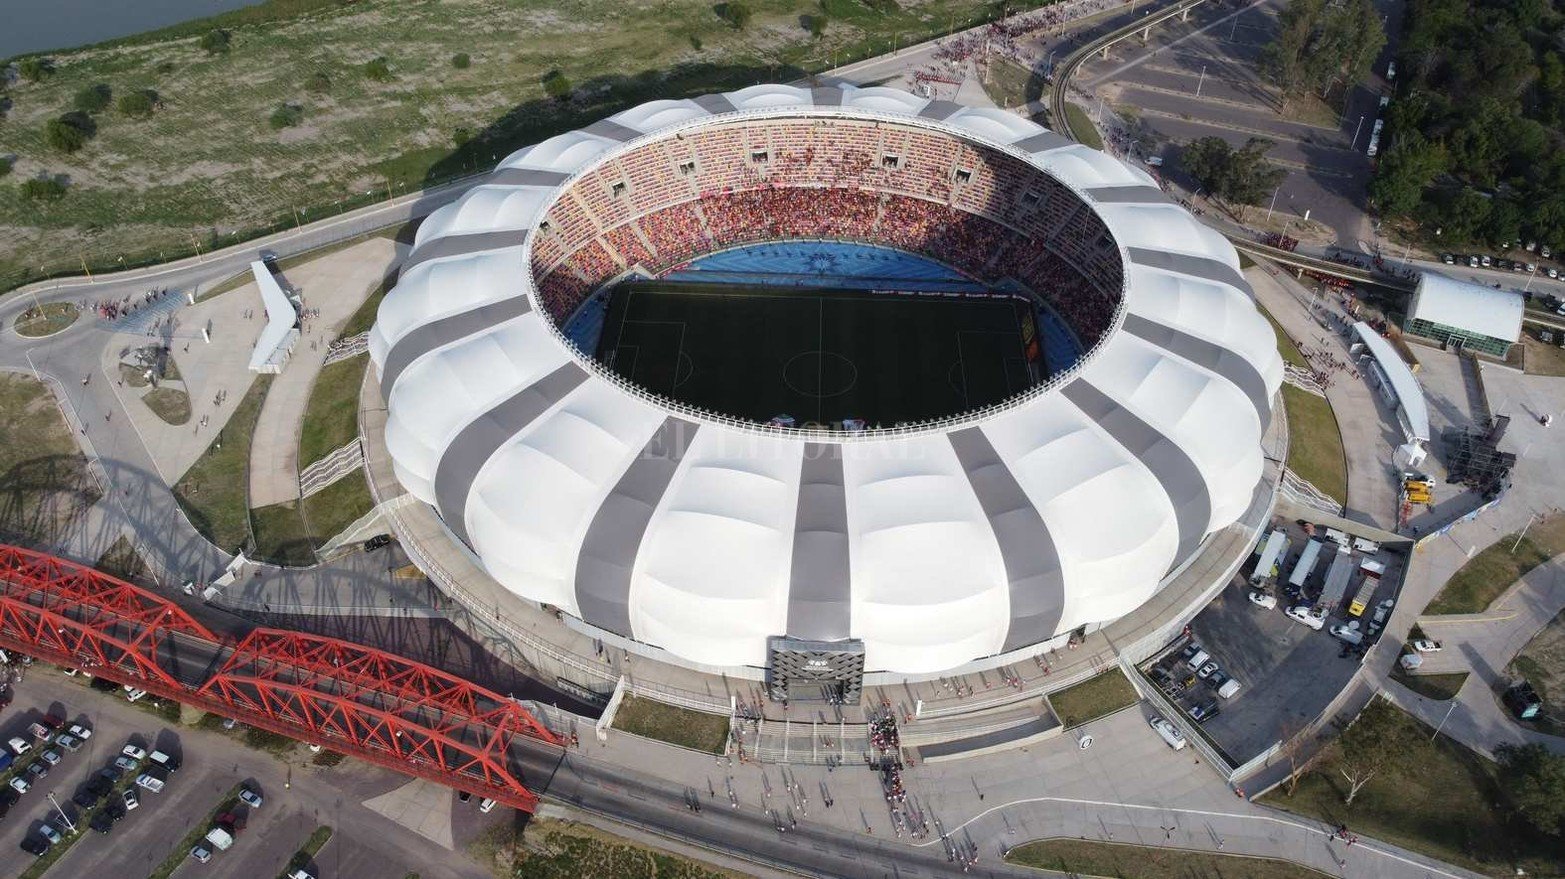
(45, 112, 95, 153)
(20, 177, 66, 201)
(17, 57, 55, 82)
(808, 13, 828, 37)
(452, 126, 474, 146)
(200, 29, 232, 55)
(304, 71, 332, 93)
(689, 34, 703, 50)
(715, 2, 752, 29)
(364, 56, 393, 82)
(73, 83, 112, 114)
(451, 53, 471, 69)
(542, 69, 571, 100)
(0, 157, 12, 178)
(117, 90, 156, 119)
(269, 103, 304, 129)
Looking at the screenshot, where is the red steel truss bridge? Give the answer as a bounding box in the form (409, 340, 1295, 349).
(0, 544, 562, 812)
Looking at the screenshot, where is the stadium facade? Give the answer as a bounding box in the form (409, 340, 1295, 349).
(369, 83, 1281, 689)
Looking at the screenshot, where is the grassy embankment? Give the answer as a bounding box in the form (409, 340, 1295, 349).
(0, 0, 1063, 291)
(1046, 668, 1139, 729)
(0, 373, 101, 544)
(1427, 514, 1565, 615)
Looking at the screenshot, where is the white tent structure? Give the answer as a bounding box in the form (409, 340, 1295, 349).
(1351, 321, 1430, 445)
(247, 261, 299, 374)
(370, 84, 1282, 675)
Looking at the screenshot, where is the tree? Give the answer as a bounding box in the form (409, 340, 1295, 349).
(117, 90, 156, 119)
(1368, 132, 1446, 217)
(20, 177, 67, 201)
(364, 56, 393, 82)
(1261, 0, 1383, 102)
(1496, 743, 1565, 838)
(1278, 721, 1322, 798)
(1331, 697, 1420, 805)
(73, 83, 112, 114)
(200, 29, 232, 55)
(0, 157, 12, 178)
(1179, 136, 1233, 195)
(17, 57, 55, 83)
(715, 2, 752, 29)
(808, 14, 829, 38)
(269, 103, 303, 130)
(542, 70, 571, 101)
(44, 112, 95, 154)
(451, 53, 471, 69)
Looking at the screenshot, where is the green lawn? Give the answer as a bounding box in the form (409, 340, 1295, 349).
(1063, 104, 1103, 150)
(1519, 332, 1565, 377)
(612, 696, 731, 754)
(981, 57, 1041, 110)
(94, 534, 149, 582)
(0, 0, 1059, 292)
(477, 818, 747, 879)
(1046, 668, 1139, 729)
(142, 386, 192, 425)
(0, 373, 101, 544)
(1007, 839, 1328, 879)
(1428, 514, 1565, 615)
(13, 302, 79, 337)
(1280, 384, 1347, 508)
(171, 375, 269, 553)
(1262, 704, 1558, 877)
(251, 471, 375, 566)
(1510, 606, 1565, 736)
(1389, 668, 1468, 701)
(1261, 307, 1308, 369)
(299, 354, 367, 469)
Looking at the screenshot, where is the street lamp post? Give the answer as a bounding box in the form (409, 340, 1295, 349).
(1351, 115, 1365, 151)
(1195, 65, 1207, 98)
(1431, 700, 1457, 742)
(1265, 186, 1282, 223)
(47, 793, 75, 833)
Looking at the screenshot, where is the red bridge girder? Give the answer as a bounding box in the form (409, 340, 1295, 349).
(0, 544, 215, 688)
(196, 630, 561, 811)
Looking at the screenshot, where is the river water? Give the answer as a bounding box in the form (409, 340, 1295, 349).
(3, 0, 264, 59)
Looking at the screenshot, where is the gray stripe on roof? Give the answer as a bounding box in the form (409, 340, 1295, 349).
(918, 100, 962, 120)
(575, 417, 700, 637)
(486, 167, 570, 188)
(402, 229, 529, 273)
(432, 361, 589, 547)
(948, 427, 1065, 652)
(1086, 185, 1171, 205)
(1012, 130, 1073, 153)
(693, 93, 736, 114)
(1128, 246, 1252, 296)
(380, 294, 533, 400)
(583, 118, 642, 142)
(811, 86, 844, 107)
(785, 444, 851, 642)
(1062, 379, 1211, 561)
(1122, 312, 1272, 430)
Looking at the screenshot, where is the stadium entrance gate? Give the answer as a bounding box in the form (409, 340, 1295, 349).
(767, 636, 865, 704)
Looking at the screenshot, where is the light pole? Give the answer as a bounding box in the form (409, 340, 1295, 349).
(1350, 114, 1365, 151)
(1265, 186, 1282, 223)
(1513, 511, 1542, 553)
(1195, 65, 1207, 99)
(47, 793, 75, 833)
(1431, 700, 1457, 742)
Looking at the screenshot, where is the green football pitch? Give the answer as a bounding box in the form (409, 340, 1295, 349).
(596, 282, 1038, 426)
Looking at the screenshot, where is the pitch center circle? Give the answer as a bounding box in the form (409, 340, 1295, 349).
(783, 351, 857, 399)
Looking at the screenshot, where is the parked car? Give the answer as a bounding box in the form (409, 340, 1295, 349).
(7, 738, 31, 757)
(478, 797, 497, 814)
(238, 786, 263, 809)
(112, 756, 140, 773)
(1248, 590, 1277, 609)
(25, 762, 48, 781)
(123, 687, 147, 703)
(1284, 605, 1326, 630)
(101, 765, 124, 782)
(71, 790, 97, 811)
(1149, 716, 1186, 750)
(1190, 700, 1220, 721)
(1329, 623, 1364, 646)
(8, 777, 28, 795)
(363, 533, 394, 552)
(1196, 661, 1220, 680)
(104, 800, 126, 822)
(85, 777, 113, 799)
(38, 750, 60, 767)
(36, 823, 60, 845)
(189, 844, 213, 864)
(66, 724, 91, 741)
(148, 750, 181, 773)
(1411, 639, 1444, 653)
(135, 771, 166, 793)
(121, 744, 147, 762)
(89, 812, 113, 834)
(286, 869, 316, 879)
(121, 789, 139, 811)
(26, 723, 52, 743)
(18, 836, 47, 856)
(55, 735, 82, 753)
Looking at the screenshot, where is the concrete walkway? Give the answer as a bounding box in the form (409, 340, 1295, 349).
(247, 237, 405, 508)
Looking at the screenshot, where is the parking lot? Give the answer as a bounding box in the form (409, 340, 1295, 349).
(0, 663, 500, 879)
(1144, 517, 1405, 762)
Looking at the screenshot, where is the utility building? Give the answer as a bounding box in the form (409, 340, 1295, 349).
(1405, 272, 1523, 358)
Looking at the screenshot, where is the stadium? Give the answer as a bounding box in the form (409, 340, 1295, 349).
(368, 83, 1282, 697)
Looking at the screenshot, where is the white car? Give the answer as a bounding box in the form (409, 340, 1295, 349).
(121, 789, 139, 811)
(8, 776, 28, 794)
(123, 687, 147, 703)
(39, 749, 60, 766)
(1284, 605, 1326, 630)
(135, 772, 165, 793)
(1149, 716, 1187, 751)
(6, 737, 31, 756)
(286, 869, 316, 879)
(67, 724, 91, 741)
(190, 844, 212, 864)
(238, 787, 263, 809)
(1411, 639, 1444, 653)
(1248, 590, 1277, 609)
(121, 744, 147, 762)
(1329, 623, 1364, 646)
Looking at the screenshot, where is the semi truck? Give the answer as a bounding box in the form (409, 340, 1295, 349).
(1250, 529, 1289, 586)
(1287, 539, 1324, 590)
(1318, 546, 1357, 612)
(1347, 559, 1386, 617)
